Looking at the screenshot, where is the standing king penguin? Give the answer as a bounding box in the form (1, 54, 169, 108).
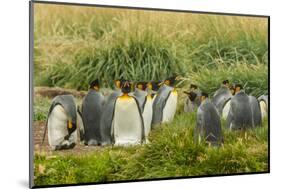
(226, 84, 254, 130)
(100, 79, 123, 145)
(80, 79, 104, 145)
(249, 95, 262, 127)
(152, 76, 179, 125)
(133, 82, 148, 112)
(195, 92, 223, 146)
(212, 80, 233, 116)
(42, 95, 78, 150)
(112, 81, 145, 146)
(183, 91, 198, 113)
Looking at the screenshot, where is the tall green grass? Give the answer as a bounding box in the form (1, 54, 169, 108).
(34, 4, 268, 92)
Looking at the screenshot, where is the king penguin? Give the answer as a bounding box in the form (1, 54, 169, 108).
(112, 80, 145, 146)
(152, 76, 179, 125)
(183, 91, 198, 113)
(100, 79, 124, 145)
(249, 95, 262, 127)
(189, 84, 201, 106)
(226, 84, 254, 130)
(194, 92, 223, 146)
(212, 80, 232, 116)
(141, 82, 154, 142)
(42, 94, 78, 150)
(258, 95, 268, 119)
(133, 82, 148, 112)
(80, 79, 104, 145)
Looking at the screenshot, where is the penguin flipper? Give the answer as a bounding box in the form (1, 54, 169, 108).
(132, 96, 146, 143)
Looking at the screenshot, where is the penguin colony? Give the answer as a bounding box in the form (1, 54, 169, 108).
(42, 77, 179, 150)
(42, 78, 268, 150)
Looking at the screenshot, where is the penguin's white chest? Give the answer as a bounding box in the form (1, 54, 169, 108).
(259, 101, 268, 119)
(47, 105, 77, 149)
(162, 90, 178, 123)
(47, 106, 67, 147)
(222, 100, 231, 119)
(142, 96, 153, 139)
(113, 97, 143, 146)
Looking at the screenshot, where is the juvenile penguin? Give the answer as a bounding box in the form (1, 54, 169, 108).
(42, 95, 77, 150)
(100, 79, 124, 145)
(212, 80, 233, 116)
(249, 95, 262, 127)
(194, 92, 223, 146)
(112, 81, 145, 146)
(226, 84, 254, 130)
(183, 91, 198, 113)
(258, 95, 268, 119)
(80, 79, 104, 145)
(152, 76, 179, 125)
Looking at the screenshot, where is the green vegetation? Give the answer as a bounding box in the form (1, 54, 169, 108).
(34, 4, 268, 93)
(34, 110, 268, 186)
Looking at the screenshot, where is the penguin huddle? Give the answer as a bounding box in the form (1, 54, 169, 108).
(42, 76, 180, 150)
(189, 80, 268, 146)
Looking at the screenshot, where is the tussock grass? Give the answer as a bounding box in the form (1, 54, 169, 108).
(34, 4, 268, 91)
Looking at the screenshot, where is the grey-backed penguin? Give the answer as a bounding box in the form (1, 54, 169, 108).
(112, 81, 145, 146)
(183, 91, 198, 113)
(258, 95, 268, 119)
(194, 92, 223, 146)
(212, 80, 232, 116)
(100, 79, 124, 145)
(226, 84, 254, 130)
(249, 95, 262, 127)
(42, 95, 78, 150)
(133, 82, 148, 112)
(190, 84, 201, 106)
(152, 76, 179, 125)
(80, 79, 104, 145)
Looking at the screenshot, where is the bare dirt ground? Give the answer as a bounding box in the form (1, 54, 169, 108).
(33, 121, 104, 156)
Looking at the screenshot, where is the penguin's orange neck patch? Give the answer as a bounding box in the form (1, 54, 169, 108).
(147, 94, 152, 100)
(172, 89, 177, 94)
(68, 119, 73, 129)
(119, 93, 131, 100)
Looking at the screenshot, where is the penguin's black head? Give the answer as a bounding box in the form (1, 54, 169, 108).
(230, 84, 235, 95)
(114, 78, 124, 89)
(121, 80, 132, 94)
(136, 82, 147, 91)
(222, 80, 230, 88)
(149, 81, 161, 91)
(164, 76, 181, 87)
(184, 91, 197, 102)
(234, 84, 243, 93)
(200, 92, 209, 102)
(190, 84, 198, 91)
(89, 79, 100, 91)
